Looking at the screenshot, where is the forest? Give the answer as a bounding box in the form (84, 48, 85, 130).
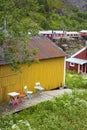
(0, 0, 87, 38)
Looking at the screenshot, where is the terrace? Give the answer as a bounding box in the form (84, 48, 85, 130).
(0, 88, 72, 116)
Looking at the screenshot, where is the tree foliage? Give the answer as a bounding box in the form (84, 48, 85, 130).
(0, 0, 87, 69)
(0, 0, 40, 70)
(0, 0, 87, 36)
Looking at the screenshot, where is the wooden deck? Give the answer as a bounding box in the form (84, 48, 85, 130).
(0, 88, 72, 116)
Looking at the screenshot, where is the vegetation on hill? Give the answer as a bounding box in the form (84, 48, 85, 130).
(0, 0, 87, 37)
(0, 0, 87, 69)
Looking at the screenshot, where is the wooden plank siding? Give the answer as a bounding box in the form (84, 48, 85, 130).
(0, 57, 65, 103)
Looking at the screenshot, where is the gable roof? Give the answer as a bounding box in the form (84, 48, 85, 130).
(29, 36, 65, 60)
(66, 43, 87, 65)
(71, 47, 87, 58)
(0, 36, 65, 65)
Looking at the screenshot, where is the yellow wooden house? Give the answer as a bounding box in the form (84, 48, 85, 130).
(0, 36, 66, 103)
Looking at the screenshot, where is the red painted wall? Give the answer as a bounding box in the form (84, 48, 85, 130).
(66, 62, 78, 72)
(66, 62, 87, 73)
(74, 49, 87, 60)
(80, 32, 87, 37)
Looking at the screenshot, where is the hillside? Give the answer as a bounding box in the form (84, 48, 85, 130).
(55, 38, 86, 57)
(63, 0, 87, 12)
(0, 0, 87, 40)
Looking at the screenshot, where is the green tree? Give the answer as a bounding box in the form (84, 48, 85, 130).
(0, 0, 40, 70)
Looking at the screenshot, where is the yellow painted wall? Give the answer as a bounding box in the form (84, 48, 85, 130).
(0, 57, 65, 103)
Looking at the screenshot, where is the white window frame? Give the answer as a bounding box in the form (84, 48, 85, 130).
(70, 62, 75, 67)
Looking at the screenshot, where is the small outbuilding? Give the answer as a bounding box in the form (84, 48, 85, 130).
(66, 42, 87, 74)
(0, 36, 66, 103)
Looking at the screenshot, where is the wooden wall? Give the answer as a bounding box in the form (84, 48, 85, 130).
(0, 57, 65, 103)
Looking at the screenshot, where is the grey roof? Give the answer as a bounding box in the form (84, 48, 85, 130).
(66, 57, 87, 65)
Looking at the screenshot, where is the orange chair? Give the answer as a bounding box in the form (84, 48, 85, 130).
(17, 90, 26, 102)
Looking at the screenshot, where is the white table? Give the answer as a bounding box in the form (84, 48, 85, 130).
(8, 92, 20, 97)
(8, 92, 20, 105)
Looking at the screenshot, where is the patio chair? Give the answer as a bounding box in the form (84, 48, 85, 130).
(24, 86, 33, 99)
(34, 82, 44, 94)
(17, 90, 26, 102)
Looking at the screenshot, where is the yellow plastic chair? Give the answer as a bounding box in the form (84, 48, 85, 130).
(24, 86, 33, 99)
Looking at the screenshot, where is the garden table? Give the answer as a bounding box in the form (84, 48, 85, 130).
(8, 92, 20, 105)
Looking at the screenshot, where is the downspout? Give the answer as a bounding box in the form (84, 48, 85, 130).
(63, 57, 67, 88)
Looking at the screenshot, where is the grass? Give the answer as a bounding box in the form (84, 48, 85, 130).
(66, 71, 87, 89)
(0, 71, 87, 130)
(0, 91, 87, 130)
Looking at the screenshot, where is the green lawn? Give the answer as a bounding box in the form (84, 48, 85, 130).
(66, 71, 87, 89)
(0, 71, 87, 130)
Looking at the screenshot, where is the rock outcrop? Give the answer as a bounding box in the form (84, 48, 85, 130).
(62, 0, 87, 12)
(55, 38, 86, 57)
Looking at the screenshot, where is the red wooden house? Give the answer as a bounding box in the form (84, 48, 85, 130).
(80, 30, 87, 40)
(66, 42, 87, 74)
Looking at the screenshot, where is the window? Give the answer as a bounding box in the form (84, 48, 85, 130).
(70, 62, 75, 67)
(49, 34, 51, 37)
